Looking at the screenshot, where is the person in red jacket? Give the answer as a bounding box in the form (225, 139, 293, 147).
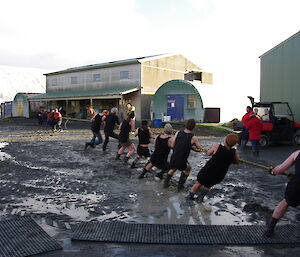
(240, 106, 253, 149)
(53, 108, 63, 132)
(245, 110, 262, 157)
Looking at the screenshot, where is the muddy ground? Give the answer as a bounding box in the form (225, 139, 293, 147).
(0, 118, 299, 257)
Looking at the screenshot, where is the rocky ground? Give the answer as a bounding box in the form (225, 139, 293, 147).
(0, 118, 299, 257)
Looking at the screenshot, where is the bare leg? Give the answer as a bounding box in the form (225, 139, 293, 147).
(265, 199, 289, 237)
(272, 199, 289, 219)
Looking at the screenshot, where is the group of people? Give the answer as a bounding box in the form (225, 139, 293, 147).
(37, 108, 63, 132)
(240, 105, 263, 156)
(84, 104, 299, 238)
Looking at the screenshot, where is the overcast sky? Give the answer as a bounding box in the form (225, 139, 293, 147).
(1, 0, 299, 121)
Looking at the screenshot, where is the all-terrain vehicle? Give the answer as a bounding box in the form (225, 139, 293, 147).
(247, 96, 300, 147)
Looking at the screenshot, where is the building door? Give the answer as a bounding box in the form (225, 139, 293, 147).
(167, 95, 184, 121)
(17, 101, 23, 116)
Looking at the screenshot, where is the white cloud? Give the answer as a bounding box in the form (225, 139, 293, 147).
(1, 0, 300, 120)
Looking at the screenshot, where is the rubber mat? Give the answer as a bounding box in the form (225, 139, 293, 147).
(72, 221, 300, 245)
(0, 216, 62, 257)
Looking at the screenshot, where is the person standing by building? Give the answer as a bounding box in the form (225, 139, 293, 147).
(245, 110, 263, 157)
(187, 134, 240, 202)
(265, 150, 300, 237)
(130, 120, 152, 168)
(116, 115, 136, 163)
(138, 123, 173, 179)
(163, 119, 202, 191)
(126, 103, 136, 131)
(47, 109, 55, 131)
(102, 107, 120, 151)
(53, 108, 63, 132)
(240, 106, 253, 149)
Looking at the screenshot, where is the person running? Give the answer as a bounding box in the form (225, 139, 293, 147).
(85, 110, 109, 150)
(102, 107, 120, 151)
(138, 123, 173, 179)
(130, 120, 152, 168)
(188, 134, 240, 202)
(116, 115, 136, 163)
(264, 150, 300, 237)
(245, 110, 263, 157)
(163, 119, 202, 191)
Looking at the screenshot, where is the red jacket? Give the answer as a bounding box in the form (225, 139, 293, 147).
(242, 111, 253, 127)
(54, 111, 62, 120)
(246, 116, 263, 140)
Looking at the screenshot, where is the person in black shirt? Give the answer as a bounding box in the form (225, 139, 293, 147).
(116, 115, 136, 163)
(188, 134, 239, 202)
(130, 120, 152, 168)
(85, 110, 108, 150)
(164, 119, 201, 191)
(102, 107, 120, 151)
(138, 123, 173, 179)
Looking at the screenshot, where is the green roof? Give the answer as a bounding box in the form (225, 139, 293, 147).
(28, 87, 139, 101)
(44, 54, 167, 76)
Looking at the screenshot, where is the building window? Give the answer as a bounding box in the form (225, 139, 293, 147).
(71, 76, 78, 84)
(120, 71, 129, 79)
(52, 79, 58, 86)
(93, 74, 101, 81)
(187, 94, 196, 109)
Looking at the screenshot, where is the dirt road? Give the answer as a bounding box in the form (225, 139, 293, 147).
(0, 119, 299, 257)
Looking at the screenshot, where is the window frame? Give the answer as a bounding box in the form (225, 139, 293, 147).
(93, 73, 101, 82)
(70, 76, 78, 84)
(187, 94, 196, 109)
(120, 71, 129, 80)
(51, 78, 58, 86)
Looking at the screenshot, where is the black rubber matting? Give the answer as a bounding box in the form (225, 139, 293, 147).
(0, 216, 62, 257)
(72, 221, 300, 245)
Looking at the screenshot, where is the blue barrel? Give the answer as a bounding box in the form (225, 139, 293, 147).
(153, 119, 162, 128)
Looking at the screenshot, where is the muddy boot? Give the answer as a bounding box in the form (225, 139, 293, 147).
(115, 153, 121, 160)
(187, 191, 196, 200)
(155, 170, 165, 180)
(177, 172, 188, 191)
(163, 174, 172, 188)
(130, 157, 139, 168)
(85, 142, 92, 150)
(264, 217, 279, 237)
(138, 168, 148, 179)
(124, 156, 130, 164)
(197, 187, 210, 202)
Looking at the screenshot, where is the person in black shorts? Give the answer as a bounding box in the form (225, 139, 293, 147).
(102, 107, 120, 151)
(116, 115, 136, 163)
(164, 119, 201, 191)
(130, 120, 152, 168)
(265, 150, 300, 237)
(188, 134, 240, 202)
(138, 123, 173, 179)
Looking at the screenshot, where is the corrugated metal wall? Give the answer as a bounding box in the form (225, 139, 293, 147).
(260, 32, 300, 122)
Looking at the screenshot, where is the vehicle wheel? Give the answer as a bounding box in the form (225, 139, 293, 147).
(260, 134, 270, 148)
(293, 132, 300, 146)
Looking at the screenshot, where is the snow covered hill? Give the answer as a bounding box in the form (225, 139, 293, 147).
(0, 65, 48, 103)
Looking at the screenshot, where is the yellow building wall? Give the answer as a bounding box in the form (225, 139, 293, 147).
(141, 54, 202, 94)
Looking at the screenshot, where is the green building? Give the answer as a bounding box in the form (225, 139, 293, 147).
(151, 80, 205, 123)
(260, 30, 300, 122)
